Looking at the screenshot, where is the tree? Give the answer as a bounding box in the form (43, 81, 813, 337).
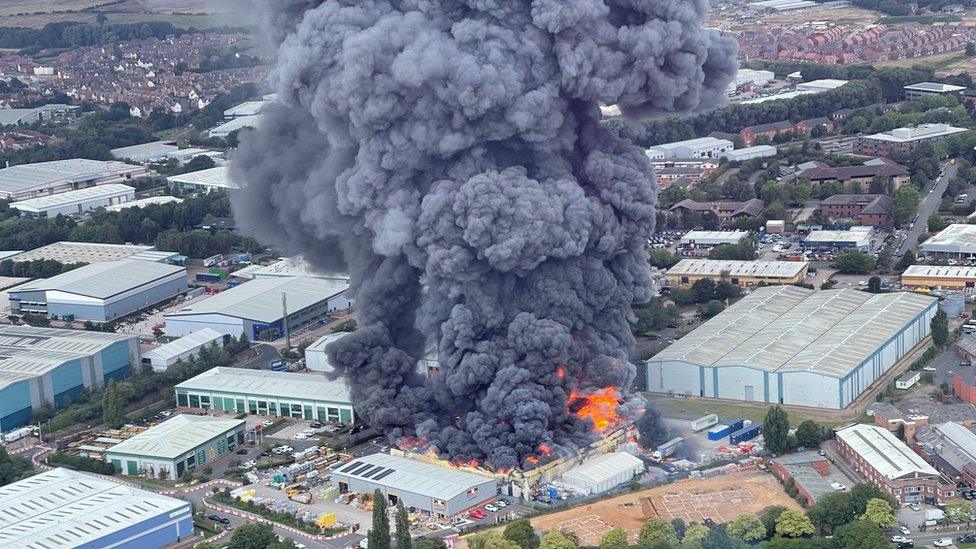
(413, 540, 447, 549)
(691, 278, 717, 303)
(835, 251, 876, 274)
(932, 309, 949, 346)
(795, 420, 824, 448)
(0, 446, 33, 486)
(897, 248, 916, 272)
(227, 523, 279, 549)
(945, 500, 975, 523)
(866, 276, 882, 294)
(928, 213, 949, 233)
(861, 498, 896, 528)
(727, 513, 766, 542)
(504, 519, 538, 549)
(849, 484, 897, 514)
(774, 509, 814, 538)
(101, 380, 125, 429)
(469, 532, 520, 549)
(759, 506, 788, 537)
(893, 184, 921, 226)
(639, 518, 680, 547)
(368, 489, 391, 549)
(395, 501, 411, 549)
(682, 523, 710, 548)
(697, 299, 725, 318)
(833, 520, 887, 549)
(701, 525, 746, 549)
(649, 248, 681, 269)
(599, 528, 629, 549)
(538, 531, 577, 549)
(807, 491, 856, 533)
(764, 405, 790, 455)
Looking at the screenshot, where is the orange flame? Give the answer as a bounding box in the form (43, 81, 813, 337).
(538, 443, 553, 457)
(569, 387, 621, 431)
(555, 366, 565, 378)
(526, 455, 539, 465)
(452, 458, 479, 469)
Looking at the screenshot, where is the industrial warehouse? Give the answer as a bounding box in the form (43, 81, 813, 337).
(0, 468, 193, 548)
(645, 286, 937, 409)
(9, 183, 135, 218)
(105, 414, 246, 479)
(665, 259, 809, 287)
(174, 366, 355, 423)
(141, 328, 225, 371)
(10, 259, 187, 322)
(167, 165, 238, 193)
(0, 325, 139, 430)
(0, 158, 147, 200)
(163, 275, 350, 339)
(332, 453, 498, 517)
(1, 241, 178, 265)
(901, 265, 976, 289)
(920, 224, 976, 257)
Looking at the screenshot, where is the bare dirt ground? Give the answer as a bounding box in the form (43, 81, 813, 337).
(528, 471, 799, 545)
(0, 0, 111, 18)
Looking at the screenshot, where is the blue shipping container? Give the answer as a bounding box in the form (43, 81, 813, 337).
(730, 422, 763, 444)
(196, 273, 221, 283)
(707, 424, 730, 441)
(548, 487, 559, 500)
(726, 418, 744, 433)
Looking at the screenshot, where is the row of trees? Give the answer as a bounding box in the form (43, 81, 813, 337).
(0, 446, 33, 487)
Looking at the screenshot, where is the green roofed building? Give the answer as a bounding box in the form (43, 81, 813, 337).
(105, 414, 246, 479)
(174, 366, 355, 424)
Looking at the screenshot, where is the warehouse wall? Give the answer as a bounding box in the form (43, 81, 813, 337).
(100, 339, 135, 383)
(88, 502, 192, 549)
(9, 289, 47, 315)
(0, 380, 33, 431)
(331, 475, 496, 516)
(48, 359, 85, 408)
(38, 191, 134, 218)
(781, 372, 840, 408)
(165, 314, 245, 338)
(102, 276, 188, 321)
(646, 360, 701, 396)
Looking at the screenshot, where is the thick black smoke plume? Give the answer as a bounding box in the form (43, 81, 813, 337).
(232, 0, 737, 470)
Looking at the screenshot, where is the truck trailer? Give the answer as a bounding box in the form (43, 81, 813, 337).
(706, 424, 730, 440)
(690, 414, 719, 432)
(652, 437, 684, 461)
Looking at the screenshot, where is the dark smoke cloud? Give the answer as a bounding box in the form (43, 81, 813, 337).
(232, 0, 737, 469)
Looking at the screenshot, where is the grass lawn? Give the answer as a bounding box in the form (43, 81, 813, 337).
(643, 393, 862, 428)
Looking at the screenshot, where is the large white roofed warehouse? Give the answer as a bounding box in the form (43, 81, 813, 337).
(645, 286, 937, 409)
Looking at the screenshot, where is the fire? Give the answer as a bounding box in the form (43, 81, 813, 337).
(569, 387, 621, 431)
(555, 366, 565, 378)
(538, 443, 553, 457)
(526, 455, 539, 465)
(452, 458, 479, 469)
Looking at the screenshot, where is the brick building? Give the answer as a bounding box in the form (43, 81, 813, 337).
(855, 124, 967, 157)
(799, 160, 909, 194)
(770, 452, 833, 506)
(819, 194, 894, 226)
(914, 422, 976, 486)
(740, 121, 794, 146)
(835, 423, 954, 505)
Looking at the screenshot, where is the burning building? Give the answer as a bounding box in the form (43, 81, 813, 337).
(232, 1, 738, 470)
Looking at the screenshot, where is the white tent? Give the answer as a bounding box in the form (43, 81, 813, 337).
(558, 452, 645, 495)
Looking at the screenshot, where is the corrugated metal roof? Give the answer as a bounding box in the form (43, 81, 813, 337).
(0, 325, 135, 377)
(175, 367, 351, 403)
(13, 260, 184, 300)
(8, 241, 154, 264)
(836, 424, 938, 480)
(333, 453, 495, 500)
(165, 276, 347, 323)
(143, 328, 224, 362)
(650, 286, 935, 378)
(903, 265, 976, 279)
(104, 195, 183, 211)
(921, 224, 976, 254)
(0, 159, 142, 193)
(10, 184, 134, 212)
(166, 166, 237, 189)
(106, 414, 244, 459)
(560, 452, 644, 487)
(0, 467, 189, 548)
(668, 259, 807, 279)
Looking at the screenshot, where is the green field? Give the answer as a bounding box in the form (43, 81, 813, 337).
(643, 393, 867, 429)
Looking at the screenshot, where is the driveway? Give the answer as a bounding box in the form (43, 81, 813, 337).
(234, 343, 283, 369)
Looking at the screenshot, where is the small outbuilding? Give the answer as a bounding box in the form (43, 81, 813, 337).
(141, 328, 225, 371)
(896, 370, 921, 390)
(557, 452, 645, 495)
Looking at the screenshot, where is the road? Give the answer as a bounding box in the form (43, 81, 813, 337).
(234, 343, 283, 369)
(896, 159, 958, 260)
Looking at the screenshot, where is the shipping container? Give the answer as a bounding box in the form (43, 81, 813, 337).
(730, 422, 763, 444)
(186, 287, 205, 299)
(691, 414, 719, 432)
(706, 424, 730, 440)
(196, 273, 221, 283)
(726, 418, 745, 433)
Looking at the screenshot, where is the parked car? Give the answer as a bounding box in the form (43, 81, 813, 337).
(208, 515, 230, 524)
(235, 448, 248, 455)
(959, 533, 976, 543)
(495, 500, 508, 508)
(484, 504, 499, 513)
(933, 538, 953, 547)
(468, 509, 486, 519)
(900, 526, 911, 536)
(241, 461, 256, 469)
(309, 422, 323, 428)
(891, 536, 910, 544)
